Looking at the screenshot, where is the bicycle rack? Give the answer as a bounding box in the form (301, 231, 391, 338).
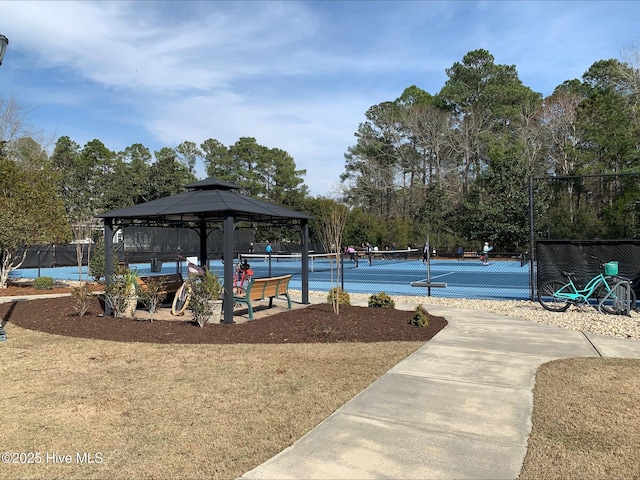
(597, 280, 632, 315)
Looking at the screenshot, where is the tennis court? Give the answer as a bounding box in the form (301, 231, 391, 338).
(236, 254, 531, 300)
(10, 252, 531, 301)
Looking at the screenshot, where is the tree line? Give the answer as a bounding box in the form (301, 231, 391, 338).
(340, 49, 640, 252)
(2, 48, 640, 286)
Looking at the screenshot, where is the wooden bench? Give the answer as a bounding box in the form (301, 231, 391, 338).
(137, 273, 184, 299)
(463, 251, 479, 258)
(233, 274, 292, 320)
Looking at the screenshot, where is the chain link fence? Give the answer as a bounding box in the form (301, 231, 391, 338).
(535, 240, 640, 298)
(15, 244, 90, 269)
(16, 241, 639, 304)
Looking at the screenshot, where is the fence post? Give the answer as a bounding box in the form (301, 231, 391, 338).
(528, 176, 535, 301)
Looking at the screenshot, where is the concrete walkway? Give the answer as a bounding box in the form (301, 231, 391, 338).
(241, 301, 640, 480)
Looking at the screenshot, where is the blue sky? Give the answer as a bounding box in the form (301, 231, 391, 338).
(1, 1, 639, 196)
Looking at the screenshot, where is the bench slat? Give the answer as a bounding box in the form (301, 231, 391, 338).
(138, 273, 184, 296)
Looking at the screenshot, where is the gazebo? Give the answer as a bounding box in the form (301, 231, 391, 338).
(99, 178, 313, 324)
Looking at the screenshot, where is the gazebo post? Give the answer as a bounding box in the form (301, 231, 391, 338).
(198, 221, 207, 269)
(104, 219, 115, 316)
(301, 220, 310, 305)
(222, 214, 235, 324)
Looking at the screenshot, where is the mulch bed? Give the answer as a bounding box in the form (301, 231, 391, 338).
(0, 294, 447, 344)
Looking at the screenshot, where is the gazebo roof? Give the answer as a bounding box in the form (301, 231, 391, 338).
(99, 178, 313, 224)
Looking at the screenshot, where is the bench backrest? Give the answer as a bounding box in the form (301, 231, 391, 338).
(245, 275, 292, 301)
(137, 273, 183, 292)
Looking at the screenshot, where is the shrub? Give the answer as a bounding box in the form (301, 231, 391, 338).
(72, 282, 93, 317)
(89, 238, 106, 283)
(200, 269, 223, 299)
(368, 292, 395, 308)
(138, 276, 167, 318)
(103, 266, 139, 318)
(410, 304, 429, 328)
(327, 287, 350, 306)
(189, 280, 217, 328)
(33, 276, 54, 290)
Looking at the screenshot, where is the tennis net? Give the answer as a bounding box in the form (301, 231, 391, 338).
(236, 249, 421, 276)
(238, 252, 354, 275)
(356, 248, 422, 264)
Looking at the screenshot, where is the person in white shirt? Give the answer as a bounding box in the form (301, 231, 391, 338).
(482, 242, 493, 265)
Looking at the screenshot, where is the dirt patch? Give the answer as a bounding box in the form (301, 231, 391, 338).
(0, 295, 447, 344)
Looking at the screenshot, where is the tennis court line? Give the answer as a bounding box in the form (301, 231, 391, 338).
(427, 271, 456, 280)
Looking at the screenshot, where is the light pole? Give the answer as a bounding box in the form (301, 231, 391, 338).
(0, 35, 8, 66)
(0, 34, 7, 341)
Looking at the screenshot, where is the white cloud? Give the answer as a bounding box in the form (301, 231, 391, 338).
(3, 1, 640, 195)
(143, 87, 371, 193)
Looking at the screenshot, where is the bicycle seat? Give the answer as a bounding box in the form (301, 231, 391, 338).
(562, 271, 576, 278)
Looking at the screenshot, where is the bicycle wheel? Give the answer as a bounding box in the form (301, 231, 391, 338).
(171, 282, 191, 316)
(596, 284, 636, 314)
(623, 288, 636, 313)
(538, 280, 572, 312)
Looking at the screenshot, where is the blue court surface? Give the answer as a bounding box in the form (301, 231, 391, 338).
(10, 257, 532, 301)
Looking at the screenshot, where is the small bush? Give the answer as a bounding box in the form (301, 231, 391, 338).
(89, 238, 106, 283)
(139, 276, 167, 318)
(327, 287, 350, 306)
(33, 276, 54, 290)
(368, 292, 395, 308)
(410, 304, 429, 328)
(72, 282, 93, 317)
(189, 281, 217, 328)
(103, 266, 139, 318)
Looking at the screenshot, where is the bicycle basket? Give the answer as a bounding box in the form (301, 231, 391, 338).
(604, 261, 618, 276)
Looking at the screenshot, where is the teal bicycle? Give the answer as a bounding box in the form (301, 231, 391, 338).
(538, 261, 635, 314)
